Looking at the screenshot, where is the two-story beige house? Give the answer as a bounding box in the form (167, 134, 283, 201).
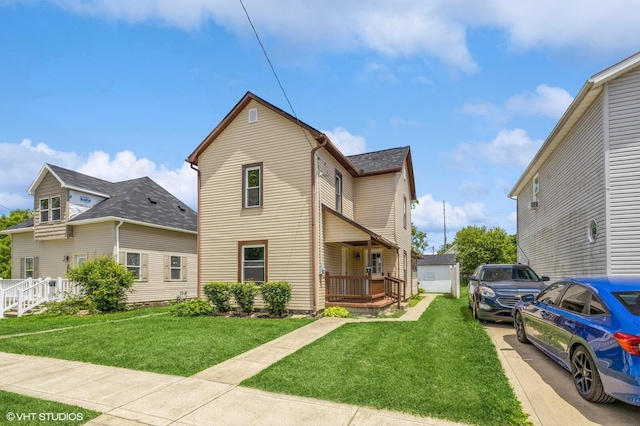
(187, 92, 417, 314)
(2, 164, 198, 303)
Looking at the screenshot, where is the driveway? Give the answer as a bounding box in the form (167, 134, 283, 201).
(485, 323, 640, 426)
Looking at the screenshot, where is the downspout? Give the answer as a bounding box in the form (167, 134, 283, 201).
(190, 162, 201, 298)
(311, 136, 327, 315)
(114, 220, 124, 259)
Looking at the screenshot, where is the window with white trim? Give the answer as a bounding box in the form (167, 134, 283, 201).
(403, 196, 407, 229)
(335, 171, 342, 213)
(39, 198, 49, 223)
(126, 252, 141, 279)
(75, 255, 87, 267)
(533, 173, 539, 202)
(240, 242, 266, 283)
(25, 257, 34, 278)
(170, 256, 182, 280)
(243, 163, 263, 208)
(51, 196, 61, 221)
(248, 107, 258, 123)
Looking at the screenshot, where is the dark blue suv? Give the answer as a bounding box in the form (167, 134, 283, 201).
(468, 264, 549, 322)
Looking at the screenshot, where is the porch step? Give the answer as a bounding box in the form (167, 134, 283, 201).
(2, 306, 47, 318)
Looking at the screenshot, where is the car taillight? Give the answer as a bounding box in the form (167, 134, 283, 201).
(613, 332, 640, 356)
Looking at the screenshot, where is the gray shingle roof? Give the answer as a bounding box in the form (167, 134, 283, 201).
(5, 165, 196, 233)
(47, 164, 117, 196)
(417, 254, 457, 266)
(347, 146, 410, 174)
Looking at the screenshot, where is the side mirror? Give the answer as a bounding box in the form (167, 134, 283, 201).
(541, 276, 550, 281)
(521, 294, 535, 303)
(469, 275, 477, 281)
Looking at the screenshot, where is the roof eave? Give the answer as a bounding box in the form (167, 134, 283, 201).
(69, 216, 197, 235)
(0, 226, 34, 235)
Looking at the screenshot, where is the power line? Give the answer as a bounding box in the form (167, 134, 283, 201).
(238, 0, 315, 148)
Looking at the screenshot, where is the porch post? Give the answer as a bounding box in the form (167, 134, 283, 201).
(367, 239, 372, 295)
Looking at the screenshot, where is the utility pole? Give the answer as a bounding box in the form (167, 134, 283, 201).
(443, 200, 447, 251)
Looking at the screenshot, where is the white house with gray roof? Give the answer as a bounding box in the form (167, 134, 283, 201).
(2, 164, 198, 303)
(509, 51, 640, 280)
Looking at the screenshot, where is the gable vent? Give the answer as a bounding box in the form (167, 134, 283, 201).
(148, 197, 157, 204)
(248, 107, 258, 123)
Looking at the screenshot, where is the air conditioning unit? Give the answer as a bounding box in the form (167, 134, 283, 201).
(529, 201, 539, 209)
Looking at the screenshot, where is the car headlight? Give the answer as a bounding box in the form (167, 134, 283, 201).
(479, 286, 495, 297)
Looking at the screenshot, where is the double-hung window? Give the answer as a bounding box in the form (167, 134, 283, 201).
(25, 257, 34, 278)
(239, 241, 267, 283)
(335, 171, 342, 213)
(533, 173, 539, 202)
(39, 198, 49, 223)
(243, 163, 263, 208)
(170, 256, 182, 280)
(403, 196, 407, 229)
(51, 196, 61, 221)
(126, 252, 141, 279)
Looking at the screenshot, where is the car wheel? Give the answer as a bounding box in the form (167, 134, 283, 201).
(571, 346, 616, 403)
(514, 312, 529, 344)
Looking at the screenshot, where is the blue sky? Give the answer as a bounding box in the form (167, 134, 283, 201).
(1, 1, 638, 251)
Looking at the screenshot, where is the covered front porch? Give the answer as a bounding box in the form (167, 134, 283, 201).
(321, 206, 407, 313)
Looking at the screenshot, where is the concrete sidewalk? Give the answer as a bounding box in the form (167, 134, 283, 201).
(1, 295, 463, 426)
(0, 295, 584, 425)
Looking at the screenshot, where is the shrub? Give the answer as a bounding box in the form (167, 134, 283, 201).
(231, 282, 259, 314)
(203, 282, 233, 313)
(66, 255, 135, 312)
(171, 298, 213, 317)
(323, 306, 349, 318)
(260, 281, 292, 316)
(44, 294, 98, 316)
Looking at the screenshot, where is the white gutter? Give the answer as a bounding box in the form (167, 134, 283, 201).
(70, 216, 197, 235)
(114, 221, 124, 258)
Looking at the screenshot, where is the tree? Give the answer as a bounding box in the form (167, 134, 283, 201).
(0, 209, 32, 278)
(411, 223, 428, 254)
(453, 225, 516, 285)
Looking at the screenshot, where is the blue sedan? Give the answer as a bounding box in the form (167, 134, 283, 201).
(512, 276, 640, 406)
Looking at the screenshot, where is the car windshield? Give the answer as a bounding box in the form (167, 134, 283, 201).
(482, 266, 540, 282)
(613, 291, 640, 315)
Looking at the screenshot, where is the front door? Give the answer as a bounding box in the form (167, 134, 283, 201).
(369, 251, 382, 276)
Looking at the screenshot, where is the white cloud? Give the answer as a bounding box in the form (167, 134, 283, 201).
(29, 0, 640, 74)
(0, 139, 197, 210)
(411, 193, 486, 232)
(506, 85, 573, 119)
(452, 128, 542, 169)
(323, 127, 367, 156)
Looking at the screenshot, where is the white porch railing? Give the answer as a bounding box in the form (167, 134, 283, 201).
(0, 277, 81, 318)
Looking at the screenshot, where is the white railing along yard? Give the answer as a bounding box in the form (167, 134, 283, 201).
(0, 277, 82, 318)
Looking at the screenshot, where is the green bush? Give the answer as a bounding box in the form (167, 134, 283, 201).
(203, 282, 233, 313)
(323, 306, 349, 318)
(260, 281, 292, 316)
(44, 295, 98, 316)
(171, 298, 213, 317)
(67, 255, 135, 312)
(231, 282, 259, 314)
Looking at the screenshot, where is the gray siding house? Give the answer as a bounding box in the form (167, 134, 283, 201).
(509, 52, 640, 280)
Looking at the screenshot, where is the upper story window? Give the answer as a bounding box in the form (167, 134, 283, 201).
(335, 171, 342, 213)
(39, 198, 49, 223)
(248, 107, 258, 123)
(533, 173, 540, 202)
(51, 196, 61, 221)
(243, 163, 263, 208)
(403, 196, 407, 229)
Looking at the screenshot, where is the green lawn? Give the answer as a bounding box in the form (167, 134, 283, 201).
(242, 296, 530, 426)
(0, 306, 173, 336)
(0, 390, 100, 425)
(0, 315, 313, 376)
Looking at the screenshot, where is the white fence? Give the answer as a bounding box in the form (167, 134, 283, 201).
(0, 277, 81, 318)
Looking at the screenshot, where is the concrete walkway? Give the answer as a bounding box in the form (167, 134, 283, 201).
(1, 295, 463, 426)
(0, 295, 586, 425)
